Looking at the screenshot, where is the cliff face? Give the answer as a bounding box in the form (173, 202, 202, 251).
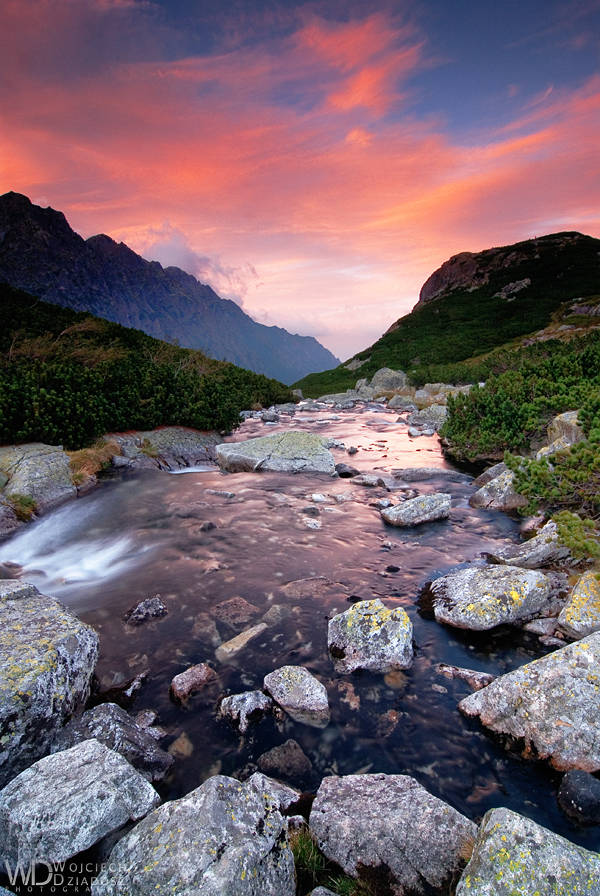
(0, 193, 339, 384)
(416, 232, 592, 307)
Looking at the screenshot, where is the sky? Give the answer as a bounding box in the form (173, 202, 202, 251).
(1, 0, 600, 360)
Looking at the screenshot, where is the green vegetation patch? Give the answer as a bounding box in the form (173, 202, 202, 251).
(0, 285, 293, 449)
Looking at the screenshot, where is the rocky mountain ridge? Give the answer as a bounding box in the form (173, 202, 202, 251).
(0, 192, 339, 385)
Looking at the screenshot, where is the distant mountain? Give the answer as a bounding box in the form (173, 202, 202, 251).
(294, 230, 600, 396)
(0, 192, 339, 384)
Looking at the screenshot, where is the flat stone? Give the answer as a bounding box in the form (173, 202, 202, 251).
(455, 806, 600, 895)
(381, 493, 451, 527)
(459, 633, 600, 771)
(219, 691, 273, 733)
(0, 580, 99, 789)
(0, 739, 159, 866)
(558, 571, 600, 639)
(392, 467, 471, 482)
(310, 774, 477, 895)
(123, 595, 168, 625)
(264, 666, 330, 728)
(212, 596, 260, 626)
(485, 521, 571, 569)
(91, 775, 295, 896)
(557, 769, 600, 825)
(469, 470, 528, 511)
(328, 599, 413, 673)
(215, 623, 268, 663)
(51, 703, 173, 782)
(170, 662, 217, 700)
(216, 432, 335, 474)
(431, 565, 552, 630)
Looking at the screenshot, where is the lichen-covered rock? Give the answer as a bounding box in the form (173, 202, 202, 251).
(109, 427, 222, 470)
(0, 739, 160, 865)
(407, 404, 448, 430)
(51, 703, 173, 782)
(310, 774, 477, 895)
(327, 599, 413, 673)
(0, 443, 76, 512)
(471, 462, 508, 488)
(468, 470, 528, 511)
(381, 492, 451, 527)
(370, 367, 408, 392)
(264, 666, 330, 728)
(455, 806, 600, 895)
(558, 571, 600, 639)
(485, 521, 571, 569)
(536, 435, 573, 460)
(170, 662, 218, 701)
(91, 774, 295, 896)
(216, 432, 336, 474)
(246, 772, 301, 813)
(547, 410, 585, 446)
(0, 580, 99, 789)
(219, 691, 273, 733)
(123, 595, 168, 625)
(388, 394, 417, 410)
(459, 633, 600, 771)
(431, 565, 552, 631)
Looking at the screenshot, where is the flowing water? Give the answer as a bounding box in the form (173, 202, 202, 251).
(2, 404, 599, 854)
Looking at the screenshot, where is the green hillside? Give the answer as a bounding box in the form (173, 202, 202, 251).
(0, 284, 292, 449)
(294, 231, 600, 397)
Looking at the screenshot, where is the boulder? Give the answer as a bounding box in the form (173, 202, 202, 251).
(216, 432, 335, 474)
(547, 410, 585, 446)
(170, 662, 217, 701)
(0, 580, 99, 789)
(407, 404, 448, 430)
(485, 520, 571, 569)
(264, 666, 330, 729)
(327, 599, 413, 673)
(536, 435, 573, 460)
(381, 493, 451, 527)
(109, 427, 222, 470)
(335, 463, 360, 478)
(459, 633, 600, 771)
(388, 394, 417, 410)
(558, 571, 600, 639)
(246, 772, 301, 813)
(310, 774, 477, 895)
(51, 703, 173, 782)
(123, 595, 168, 625)
(215, 623, 268, 663)
(257, 739, 313, 785)
(219, 691, 274, 733)
(370, 367, 408, 392)
(471, 461, 508, 488)
(91, 775, 295, 896)
(0, 739, 159, 866)
(455, 806, 600, 895)
(469, 470, 528, 511)
(431, 565, 552, 630)
(0, 443, 76, 513)
(557, 769, 600, 826)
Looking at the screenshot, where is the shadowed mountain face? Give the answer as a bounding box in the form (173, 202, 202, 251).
(0, 192, 339, 384)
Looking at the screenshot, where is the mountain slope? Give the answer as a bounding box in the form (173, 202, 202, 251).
(294, 231, 600, 396)
(0, 192, 339, 384)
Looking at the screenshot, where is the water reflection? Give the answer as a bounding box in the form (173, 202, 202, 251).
(1, 404, 598, 851)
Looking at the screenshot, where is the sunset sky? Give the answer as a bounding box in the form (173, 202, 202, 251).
(2, 0, 599, 360)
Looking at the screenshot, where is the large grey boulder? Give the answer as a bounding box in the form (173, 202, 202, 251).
(327, 599, 413, 673)
(91, 775, 295, 896)
(459, 633, 600, 771)
(0, 580, 99, 789)
(264, 666, 330, 728)
(51, 703, 173, 782)
(216, 432, 335, 474)
(407, 404, 448, 430)
(0, 739, 159, 865)
(370, 367, 408, 392)
(547, 410, 585, 446)
(471, 461, 508, 488)
(485, 520, 571, 569)
(109, 427, 222, 470)
(246, 772, 301, 813)
(431, 565, 553, 631)
(469, 470, 528, 511)
(381, 493, 451, 527)
(0, 443, 76, 512)
(455, 807, 600, 895)
(388, 394, 417, 410)
(558, 571, 600, 639)
(310, 774, 477, 895)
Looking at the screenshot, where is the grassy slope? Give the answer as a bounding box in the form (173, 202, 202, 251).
(294, 232, 600, 397)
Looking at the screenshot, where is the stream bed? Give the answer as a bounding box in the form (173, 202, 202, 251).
(2, 403, 599, 855)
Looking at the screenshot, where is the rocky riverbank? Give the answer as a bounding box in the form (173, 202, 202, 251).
(1, 378, 600, 894)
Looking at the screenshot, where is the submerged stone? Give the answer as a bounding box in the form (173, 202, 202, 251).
(327, 599, 413, 673)
(264, 666, 330, 728)
(219, 690, 273, 733)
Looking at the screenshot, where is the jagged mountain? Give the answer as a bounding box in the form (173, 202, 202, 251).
(0, 192, 339, 384)
(294, 230, 600, 396)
